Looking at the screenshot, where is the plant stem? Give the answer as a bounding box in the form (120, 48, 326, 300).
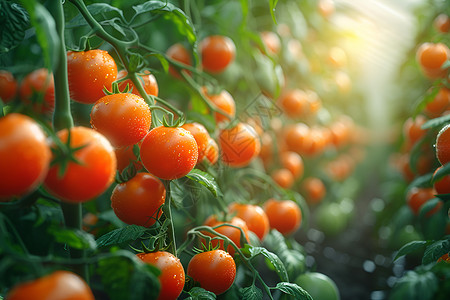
(162, 180, 177, 257)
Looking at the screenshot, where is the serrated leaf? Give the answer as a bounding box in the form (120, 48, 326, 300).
(240, 285, 263, 300)
(389, 270, 438, 300)
(422, 237, 450, 264)
(186, 287, 216, 300)
(48, 227, 96, 251)
(67, 3, 125, 28)
(132, 1, 196, 44)
(0, 2, 29, 53)
(394, 240, 428, 261)
(185, 169, 220, 197)
(274, 282, 313, 300)
(421, 114, 450, 130)
(20, 1, 59, 68)
(97, 225, 148, 248)
(246, 245, 288, 282)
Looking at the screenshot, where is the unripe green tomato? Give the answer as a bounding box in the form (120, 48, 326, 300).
(295, 272, 340, 300)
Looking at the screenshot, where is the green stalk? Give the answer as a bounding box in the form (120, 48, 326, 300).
(162, 180, 177, 257)
(48, 0, 86, 281)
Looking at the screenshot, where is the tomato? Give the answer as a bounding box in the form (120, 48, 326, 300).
(203, 215, 249, 256)
(117, 70, 159, 98)
(425, 88, 450, 117)
(205, 137, 219, 165)
(281, 151, 304, 179)
(67, 50, 118, 104)
(137, 251, 185, 300)
(44, 127, 117, 203)
(434, 14, 450, 33)
(0, 70, 17, 103)
(0, 113, 51, 200)
(315, 202, 347, 236)
(187, 249, 236, 295)
(403, 115, 427, 146)
(90, 93, 152, 147)
(271, 168, 294, 189)
(283, 123, 311, 154)
(260, 31, 281, 55)
(437, 253, 450, 263)
(228, 203, 270, 241)
(140, 126, 198, 180)
(278, 89, 310, 119)
(166, 43, 192, 78)
(202, 87, 236, 124)
(433, 166, 450, 194)
(436, 124, 450, 165)
(19, 68, 55, 114)
(294, 272, 340, 300)
(219, 122, 261, 167)
(302, 177, 326, 205)
(200, 35, 236, 73)
(114, 145, 143, 173)
(416, 42, 449, 79)
(181, 122, 210, 162)
(318, 0, 335, 18)
(111, 172, 165, 227)
(6, 270, 94, 300)
(407, 187, 441, 216)
(264, 199, 302, 235)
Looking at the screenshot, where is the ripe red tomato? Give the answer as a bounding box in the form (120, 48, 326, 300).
(202, 87, 236, 124)
(117, 70, 158, 97)
(302, 177, 326, 205)
(19, 68, 55, 114)
(181, 122, 210, 162)
(205, 137, 219, 165)
(264, 199, 302, 235)
(219, 122, 261, 167)
(200, 35, 236, 73)
(0, 113, 51, 200)
(228, 203, 270, 241)
(281, 151, 304, 179)
(44, 127, 117, 203)
(90, 93, 152, 147)
(140, 126, 198, 180)
(416, 42, 449, 79)
(278, 89, 310, 119)
(67, 50, 118, 104)
(433, 166, 450, 194)
(436, 124, 450, 165)
(114, 145, 143, 173)
(6, 270, 95, 300)
(203, 215, 249, 256)
(407, 187, 441, 216)
(0, 70, 17, 103)
(137, 251, 185, 300)
(260, 31, 281, 55)
(271, 168, 295, 189)
(187, 249, 236, 295)
(166, 43, 192, 78)
(111, 172, 166, 227)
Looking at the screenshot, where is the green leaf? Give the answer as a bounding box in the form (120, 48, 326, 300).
(407, 172, 433, 190)
(186, 287, 216, 300)
(431, 163, 450, 183)
(419, 201, 448, 240)
(185, 169, 221, 197)
(132, 1, 196, 44)
(20, 1, 60, 68)
(48, 227, 96, 250)
(245, 245, 288, 282)
(421, 114, 450, 130)
(97, 225, 148, 248)
(394, 240, 429, 261)
(422, 237, 450, 265)
(97, 250, 160, 300)
(67, 3, 125, 28)
(240, 285, 263, 300)
(0, 1, 29, 53)
(274, 282, 313, 300)
(269, 0, 279, 24)
(389, 270, 438, 300)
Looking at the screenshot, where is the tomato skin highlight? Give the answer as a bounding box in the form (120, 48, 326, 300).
(264, 199, 302, 235)
(187, 249, 236, 295)
(90, 93, 152, 147)
(67, 50, 118, 104)
(140, 126, 198, 180)
(219, 122, 261, 167)
(6, 270, 95, 300)
(44, 127, 117, 203)
(137, 251, 185, 300)
(0, 113, 51, 200)
(111, 172, 166, 227)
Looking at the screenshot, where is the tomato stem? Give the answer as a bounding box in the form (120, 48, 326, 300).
(162, 180, 177, 257)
